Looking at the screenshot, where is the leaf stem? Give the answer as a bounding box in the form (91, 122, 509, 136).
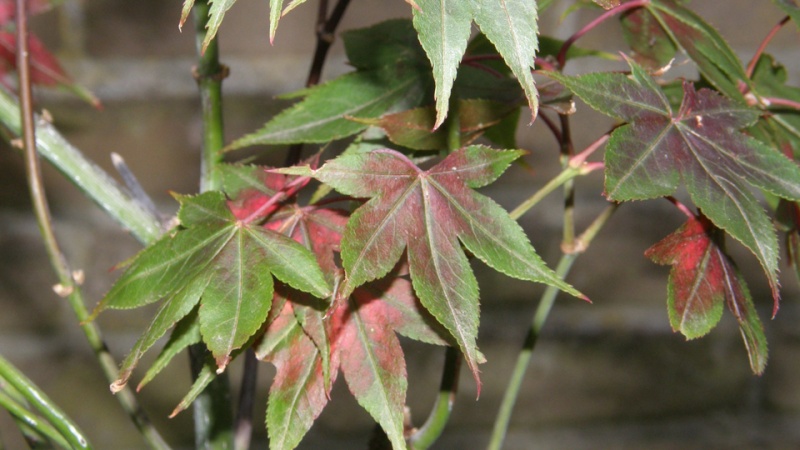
(763, 96, 800, 111)
(559, 114, 576, 248)
(407, 346, 461, 450)
(508, 165, 583, 221)
(537, 111, 562, 145)
(487, 204, 618, 450)
(14, 2, 170, 448)
(744, 16, 790, 80)
(0, 388, 71, 449)
(191, 2, 235, 449)
(556, 0, 649, 68)
(233, 350, 258, 450)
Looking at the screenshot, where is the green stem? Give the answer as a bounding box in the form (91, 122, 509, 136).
(1, 375, 57, 449)
(193, 0, 226, 193)
(559, 114, 576, 249)
(408, 347, 461, 450)
(508, 166, 583, 221)
(487, 204, 617, 450)
(0, 389, 70, 449)
(13, 3, 170, 448)
(0, 89, 162, 244)
(0, 355, 89, 449)
(190, 3, 234, 449)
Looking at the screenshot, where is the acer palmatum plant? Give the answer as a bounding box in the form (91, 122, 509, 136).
(3, 0, 800, 449)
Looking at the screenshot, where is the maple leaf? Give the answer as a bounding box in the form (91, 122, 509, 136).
(646, 214, 768, 374)
(220, 164, 453, 449)
(630, 0, 751, 100)
(412, 0, 539, 127)
(548, 58, 800, 313)
(94, 191, 331, 387)
(749, 54, 800, 157)
(259, 299, 333, 450)
(180, 0, 236, 52)
(620, 7, 677, 70)
(278, 146, 584, 391)
(226, 20, 430, 150)
(352, 99, 519, 151)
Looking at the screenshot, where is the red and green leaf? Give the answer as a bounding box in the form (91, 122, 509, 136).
(95, 191, 331, 381)
(620, 7, 677, 70)
(645, 0, 751, 100)
(0, 1, 99, 106)
(279, 146, 584, 390)
(259, 300, 333, 450)
(646, 215, 768, 374)
(549, 58, 800, 313)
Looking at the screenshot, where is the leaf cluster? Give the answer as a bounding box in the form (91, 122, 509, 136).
(89, 1, 800, 449)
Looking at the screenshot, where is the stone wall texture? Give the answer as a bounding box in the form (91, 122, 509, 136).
(1, 1, 800, 449)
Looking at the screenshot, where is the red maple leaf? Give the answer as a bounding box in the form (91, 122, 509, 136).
(231, 164, 449, 448)
(646, 214, 768, 374)
(0, 0, 100, 106)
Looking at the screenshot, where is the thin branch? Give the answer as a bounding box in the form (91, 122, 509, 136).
(407, 347, 461, 450)
(537, 111, 562, 144)
(559, 114, 576, 248)
(285, 0, 353, 166)
(190, 2, 235, 449)
(14, 2, 170, 448)
(233, 350, 258, 450)
(666, 196, 695, 219)
(508, 165, 584, 221)
(556, 0, 649, 68)
(487, 204, 618, 450)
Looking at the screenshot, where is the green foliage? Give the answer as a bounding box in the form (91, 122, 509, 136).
(8, 1, 800, 449)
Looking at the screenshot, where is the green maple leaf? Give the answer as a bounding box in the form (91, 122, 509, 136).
(226, 20, 430, 150)
(180, 0, 237, 52)
(279, 146, 584, 390)
(412, 0, 539, 127)
(94, 191, 331, 389)
(548, 58, 800, 313)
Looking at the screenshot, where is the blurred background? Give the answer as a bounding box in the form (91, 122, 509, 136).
(1, 0, 800, 448)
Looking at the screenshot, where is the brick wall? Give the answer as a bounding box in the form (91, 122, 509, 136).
(1, 1, 800, 448)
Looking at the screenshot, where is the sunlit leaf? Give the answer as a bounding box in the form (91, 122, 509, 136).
(97, 191, 330, 373)
(278, 146, 585, 390)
